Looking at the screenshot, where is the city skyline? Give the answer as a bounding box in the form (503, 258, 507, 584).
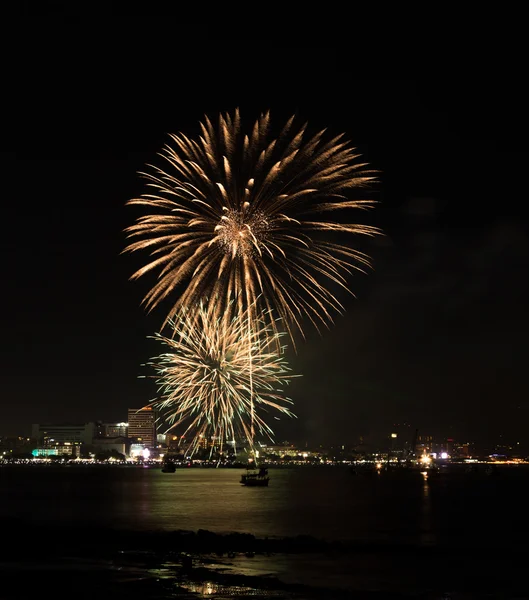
(2, 42, 529, 445)
(2, 412, 526, 456)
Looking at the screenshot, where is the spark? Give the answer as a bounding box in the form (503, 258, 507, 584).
(140, 299, 297, 457)
(124, 109, 381, 346)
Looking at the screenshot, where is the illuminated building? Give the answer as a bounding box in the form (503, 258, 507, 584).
(261, 444, 300, 458)
(127, 407, 157, 448)
(444, 438, 475, 458)
(97, 422, 128, 438)
(32, 442, 81, 458)
(415, 434, 433, 456)
(32, 448, 59, 457)
(454, 442, 472, 458)
(166, 434, 181, 451)
(31, 423, 96, 447)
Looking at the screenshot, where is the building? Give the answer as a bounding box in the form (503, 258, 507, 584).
(447, 440, 474, 458)
(92, 436, 128, 458)
(31, 423, 96, 447)
(127, 407, 157, 448)
(165, 434, 183, 454)
(32, 442, 81, 458)
(415, 434, 433, 456)
(0, 436, 35, 458)
(96, 422, 128, 438)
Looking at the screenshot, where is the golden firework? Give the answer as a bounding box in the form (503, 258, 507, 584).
(124, 108, 381, 345)
(141, 299, 296, 456)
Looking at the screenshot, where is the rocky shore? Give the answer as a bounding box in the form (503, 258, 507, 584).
(3, 526, 529, 598)
(0, 526, 432, 599)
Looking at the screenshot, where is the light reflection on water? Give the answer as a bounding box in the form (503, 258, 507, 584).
(1, 466, 427, 542)
(3, 465, 529, 596)
(1, 465, 529, 547)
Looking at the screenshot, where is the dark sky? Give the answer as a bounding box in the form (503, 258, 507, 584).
(2, 18, 528, 447)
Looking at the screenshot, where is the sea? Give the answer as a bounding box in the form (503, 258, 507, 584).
(1, 463, 529, 599)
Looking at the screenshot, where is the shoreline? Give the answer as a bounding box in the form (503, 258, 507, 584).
(2, 527, 529, 598)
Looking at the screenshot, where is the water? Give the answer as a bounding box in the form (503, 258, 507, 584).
(1, 464, 529, 597)
(1, 464, 436, 541)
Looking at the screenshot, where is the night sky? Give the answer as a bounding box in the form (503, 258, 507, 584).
(3, 19, 528, 446)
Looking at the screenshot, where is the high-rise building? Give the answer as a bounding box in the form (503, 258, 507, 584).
(127, 407, 157, 448)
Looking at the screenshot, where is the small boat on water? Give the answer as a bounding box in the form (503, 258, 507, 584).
(240, 466, 269, 487)
(161, 462, 176, 473)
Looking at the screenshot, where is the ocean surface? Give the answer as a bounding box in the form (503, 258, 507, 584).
(1, 464, 529, 598)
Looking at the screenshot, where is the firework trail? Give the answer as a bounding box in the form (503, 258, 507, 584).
(140, 298, 297, 456)
(124, 109, 381, 345)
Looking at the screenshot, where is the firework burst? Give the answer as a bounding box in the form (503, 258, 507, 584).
(140, 299, 297, 456)
(124, 109, 381, 345)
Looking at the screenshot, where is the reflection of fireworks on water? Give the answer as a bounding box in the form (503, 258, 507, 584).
(140, 299, 297, 456)
(125, 108, 381, 344)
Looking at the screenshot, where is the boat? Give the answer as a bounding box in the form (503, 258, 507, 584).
(240, 466, 269, 486)
(240, 383, 270, 486)
(161, 462, 176, 473)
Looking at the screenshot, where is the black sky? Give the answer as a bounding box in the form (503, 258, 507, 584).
(2, 17, 528, 447)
